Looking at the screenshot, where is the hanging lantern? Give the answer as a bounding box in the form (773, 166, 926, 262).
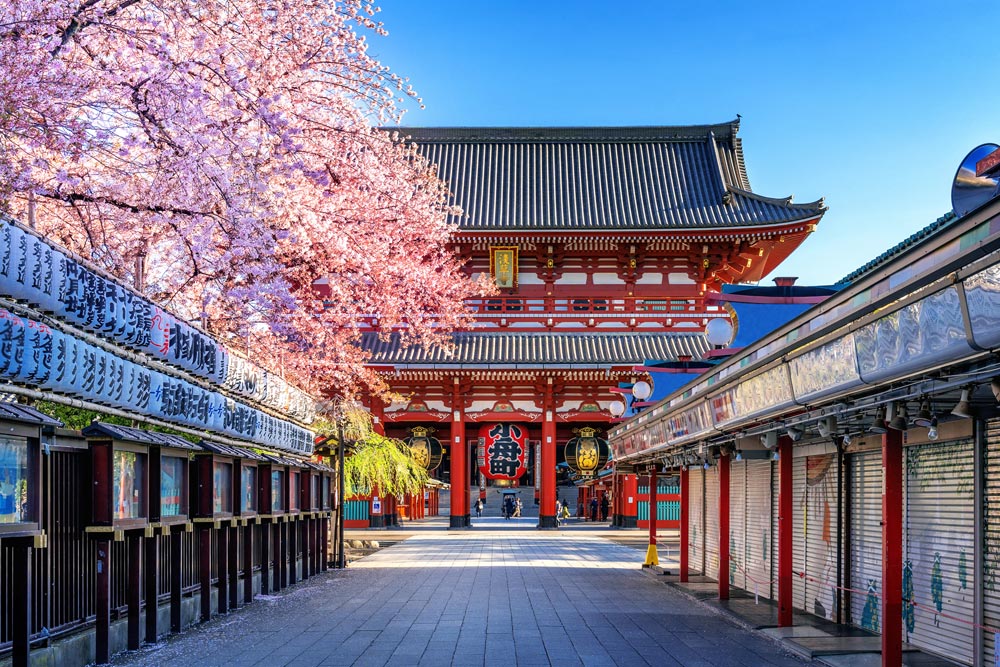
(477, 423, 528, 480)
(406, 426, 443, 471)
(565, 427, 609, 478)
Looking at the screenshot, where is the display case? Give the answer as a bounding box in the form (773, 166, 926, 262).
(304, 459, 335, 513)
(197, 441, 266, 519)
(0, 403, 60, 539)
(83, 422, 200, 531)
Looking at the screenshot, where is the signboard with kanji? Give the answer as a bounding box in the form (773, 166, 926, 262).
(477, 423, 528, 480)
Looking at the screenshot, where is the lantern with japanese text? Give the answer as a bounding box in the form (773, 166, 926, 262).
(477, 423, 528, 481)
(564, 427, 610, 479)
(406, 426, 443, 471)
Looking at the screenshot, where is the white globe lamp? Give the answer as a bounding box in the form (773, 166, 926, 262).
(609, 400, 626, 417)
(632, 380, 652, 401)
(705, 318, 734, 348)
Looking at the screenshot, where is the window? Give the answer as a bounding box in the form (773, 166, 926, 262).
(271, 470, 285, 512)
(241, 465, 257, 513)
(113, 450, 146, 520)
(213, 462, 233, 514)
(160, 456, 186, 517)
(0, 436, 29, 523)
(289, 471, 299, 511)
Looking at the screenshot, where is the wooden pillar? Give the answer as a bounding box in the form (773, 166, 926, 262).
(228, 524, 239, 607)
(170, 529, 182, 633)
(719, 452, 730, 601)
(199, 527, 212, 622)
(273, 522, 282, 589)
(11, 542, 32, 667)
(96, 537, 111, 664)
(288, 518, 297, 585)
(243, 523, 254, 605)
(259, 522, 270, 594)
(778, 437, 793, 627)
(645, 466, 659, 566)
(127, 533, 141, 649)
(144, 533, 158, 643)
(450, 377, 467, 529)
(540, 378, 557, 529)
(217, 524, 228, 614)
(680, 466, 689, 582)
(321, 515, 329, 571)
(882, 428, 903, 666)
(301, 518, 311, 580)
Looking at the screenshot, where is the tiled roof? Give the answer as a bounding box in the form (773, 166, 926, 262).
(838, 212, 957, 285)
(393, 121, 825, 232)
(0, 402, 62, 428)
(198, 440, 267, 460)
(362, 332, 710, 367)
(82, 422, 200, 450)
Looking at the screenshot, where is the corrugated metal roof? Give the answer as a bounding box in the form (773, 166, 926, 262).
(362, 332, 709, 366)
(393, 122, 825, 231)
(82, 422, 200, 450)
(837, 211, 957, 285)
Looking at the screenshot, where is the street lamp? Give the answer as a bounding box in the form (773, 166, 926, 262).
(609, 400, 626, 418)
(632, 380, 651, 401)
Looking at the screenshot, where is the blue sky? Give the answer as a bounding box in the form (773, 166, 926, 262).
(372, 1, 998, 285)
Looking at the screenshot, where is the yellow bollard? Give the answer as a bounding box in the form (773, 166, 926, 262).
(643, 542, 659, 567)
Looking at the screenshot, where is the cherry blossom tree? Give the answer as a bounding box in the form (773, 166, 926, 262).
(0, 0, 486, 397)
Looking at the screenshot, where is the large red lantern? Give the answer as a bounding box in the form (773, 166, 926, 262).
(477, 423, 528, 480)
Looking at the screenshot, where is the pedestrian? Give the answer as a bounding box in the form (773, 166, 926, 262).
(600, 494, 610, 522)
(555, 499, 563, 526)
(589, 496, 598, 522)
(514, 497, 522, 517)
(475, 498, 483, 518)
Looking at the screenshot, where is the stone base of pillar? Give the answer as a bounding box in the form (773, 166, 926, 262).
(537, 515, 558, 530)
(449, 515, 467, 529)
(621, 516, 638, 529)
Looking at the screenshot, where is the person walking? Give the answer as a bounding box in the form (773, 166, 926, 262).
(589, 496, 599, 522)
(600, 493, 610, 522)
(475, 498, 483, 518)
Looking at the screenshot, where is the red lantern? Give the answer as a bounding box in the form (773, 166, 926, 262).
(477, 423, 528, 480)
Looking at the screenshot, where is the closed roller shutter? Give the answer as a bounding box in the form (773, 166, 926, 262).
(985, 420, 1000, 662)
(803, 452, 839, 621)
(904, 439, 974, 665)
(849, 449, 882, 633)
(746, 459, 774, 600)
(792, 456, 807, 611)
(730, 460, 747, 591)
(688, 467, 704, 575)
(705, 465, 720, 582)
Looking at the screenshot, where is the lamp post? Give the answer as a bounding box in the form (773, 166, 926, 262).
(336, 419, 347, 569)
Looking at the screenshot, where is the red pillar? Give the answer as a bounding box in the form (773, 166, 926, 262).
(719, 452, 730, 601)
(778, 437, 793, 627)
(450, 379, 467, 529)
(539, 379, 558, 529)
(680, 466, 689, 582)
(622, 473, 638, 529)
(882, 428, 903, 666)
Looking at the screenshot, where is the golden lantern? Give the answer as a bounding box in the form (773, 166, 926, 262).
(406, 426, 443, 471)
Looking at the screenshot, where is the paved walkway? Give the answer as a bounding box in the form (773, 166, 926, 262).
(112, 528, 820, 667)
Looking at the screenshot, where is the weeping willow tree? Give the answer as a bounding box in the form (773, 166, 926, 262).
(314, 399, 429, 498)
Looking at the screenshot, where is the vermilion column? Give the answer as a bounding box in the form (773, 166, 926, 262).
(719, 452, 730, 601)
(450, 379, 467, 529)
(539, 378, 558, 529)
(622, 473, 638, 528)
(680, 465, 689, 582)
(778, 437, 793, 626)
(644, 466, 659, 565)
(882, 428, 903, 666)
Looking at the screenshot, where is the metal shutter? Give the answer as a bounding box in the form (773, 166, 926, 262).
(849, 450, 882, 632)
(803, 453, 839, 621)
(792, 456, 807, 611)
(903, 439, 974, 665)
(730, 460, 747, 591)
(705, 465, 720, 582)
(688, 467, 704, 574)
(746, 459, 774, 600)
(985, 420, 1000, 662)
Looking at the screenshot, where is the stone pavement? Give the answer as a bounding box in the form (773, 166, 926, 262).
(111, 526, 821, 667)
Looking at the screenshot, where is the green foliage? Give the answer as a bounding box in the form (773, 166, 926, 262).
(344, 433, 429, 498)
(33, 401, 199, 443)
